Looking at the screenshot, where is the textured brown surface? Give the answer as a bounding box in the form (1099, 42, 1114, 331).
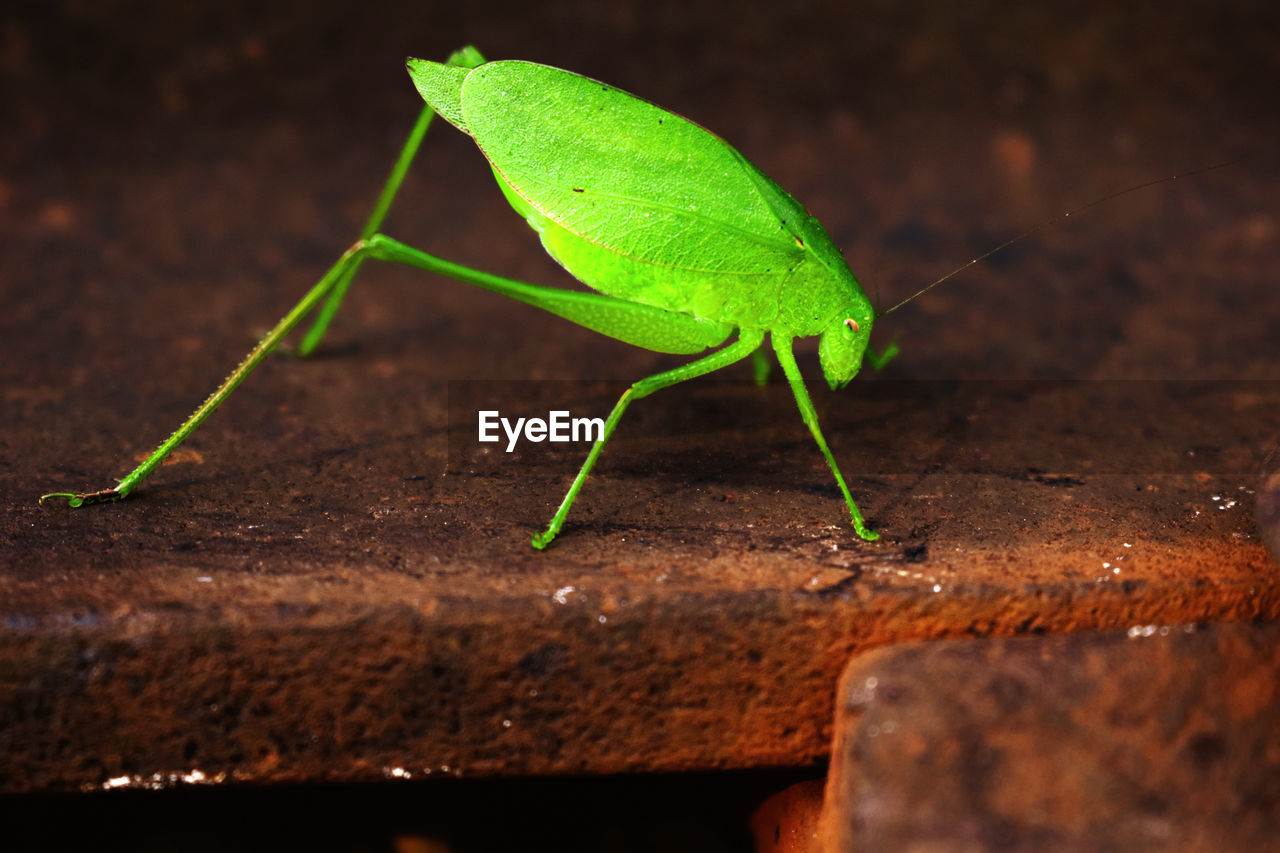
(751, 779, 825, 853)
(819, 622, 1280, 853)
(2, 0, 1279, 802)
(1259, 447, 1280, 565)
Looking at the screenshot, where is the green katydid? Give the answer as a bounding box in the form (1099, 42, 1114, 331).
(44, 45, 1119, 549)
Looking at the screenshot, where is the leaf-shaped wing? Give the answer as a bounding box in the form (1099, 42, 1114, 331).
(460, 61, 807, 278)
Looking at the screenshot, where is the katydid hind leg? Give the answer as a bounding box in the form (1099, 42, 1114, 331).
(40, 48, 487, 508)
(531, 330, 766, 549)
(361, 235, 731, 355)
(40, 242, 378, 507)
(296, 103, 437, 355)
(41, 104, 447, 503)
(297, 46, 486, 355)
(772, 335, 880, 541)
(40, 227, 734, 509)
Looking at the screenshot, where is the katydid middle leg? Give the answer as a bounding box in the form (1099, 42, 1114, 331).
(530, 328, 766, 549)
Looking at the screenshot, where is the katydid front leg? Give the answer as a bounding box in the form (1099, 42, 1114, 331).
(773, 336, 880, 542)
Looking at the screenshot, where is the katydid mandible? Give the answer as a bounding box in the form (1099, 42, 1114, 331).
(42, 45, 899, 549)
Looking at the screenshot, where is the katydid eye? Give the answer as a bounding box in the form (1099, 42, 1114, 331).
(843, 318, 859, 334)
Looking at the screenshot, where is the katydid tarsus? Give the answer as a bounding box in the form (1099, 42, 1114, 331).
(39, 45, 1211, 549)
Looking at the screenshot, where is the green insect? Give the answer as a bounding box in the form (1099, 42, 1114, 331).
(42, 45, 900, 549)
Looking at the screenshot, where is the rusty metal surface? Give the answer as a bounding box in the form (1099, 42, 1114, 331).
(752, 779, 826, 853)
(819, 623, 1280, 852)
(1259, 446, 1280, 564)
(2, 1, 1278, 794)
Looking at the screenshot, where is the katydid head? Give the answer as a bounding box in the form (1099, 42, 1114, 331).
(819, 311, 874, 390)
